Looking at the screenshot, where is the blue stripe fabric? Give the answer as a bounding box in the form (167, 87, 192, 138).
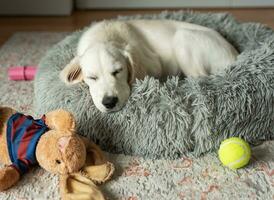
(13, 117, 33, 162)
(25, 118, 48, 163)
(6, 113, 48, 175)
(6, 113, 22, 164)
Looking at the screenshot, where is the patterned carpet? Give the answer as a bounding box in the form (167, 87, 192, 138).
(0, 32, 273, 200)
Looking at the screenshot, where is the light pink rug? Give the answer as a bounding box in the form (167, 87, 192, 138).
(0, 32, 273, 200)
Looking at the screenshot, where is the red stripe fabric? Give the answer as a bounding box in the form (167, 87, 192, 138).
(7, 112, 49, 175)
(11, 116, 27, 140)
(17, 123, 41, 160)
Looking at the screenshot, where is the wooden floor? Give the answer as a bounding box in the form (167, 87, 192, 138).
(0, 8, 274, 46)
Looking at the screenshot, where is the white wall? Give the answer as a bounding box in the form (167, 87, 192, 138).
(1, 0, 273, 15)
(76, 0, 274, 9)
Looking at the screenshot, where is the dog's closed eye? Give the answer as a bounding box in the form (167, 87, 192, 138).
(112, 68, 122, 76)
(88, 76, 98, 81)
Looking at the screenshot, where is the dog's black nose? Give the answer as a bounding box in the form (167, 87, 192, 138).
(102, 96, 118, 109)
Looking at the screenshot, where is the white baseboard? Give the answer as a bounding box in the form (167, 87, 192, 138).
(76, 0, 229, 9)
(76, 0, 274, 9)
(0, 0, 73, 15)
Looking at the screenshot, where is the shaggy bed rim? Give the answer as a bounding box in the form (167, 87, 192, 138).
(34, 11, 274, 159)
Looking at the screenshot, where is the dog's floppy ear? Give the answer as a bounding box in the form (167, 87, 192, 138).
(123, 44, 149, 85)
(122, 45, 135, 85)
(60, 56, 83, 85)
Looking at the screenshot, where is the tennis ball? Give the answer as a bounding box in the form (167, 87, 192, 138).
(218, 137, 251, 169)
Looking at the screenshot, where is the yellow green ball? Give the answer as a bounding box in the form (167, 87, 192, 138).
(218, 137, 251, 169)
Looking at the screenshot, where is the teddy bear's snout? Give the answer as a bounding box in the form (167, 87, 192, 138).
(66, 164, 80, 174)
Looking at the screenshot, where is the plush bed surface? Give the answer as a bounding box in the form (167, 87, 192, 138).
(34, 11, 274, 159)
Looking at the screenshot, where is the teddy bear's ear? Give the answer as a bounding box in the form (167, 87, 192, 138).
(45, 109, 76, 132)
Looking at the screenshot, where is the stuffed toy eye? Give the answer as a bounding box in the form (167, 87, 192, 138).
(55, 159, 61, 164)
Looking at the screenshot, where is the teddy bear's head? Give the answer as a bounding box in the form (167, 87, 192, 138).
(35, 110, 86, 174)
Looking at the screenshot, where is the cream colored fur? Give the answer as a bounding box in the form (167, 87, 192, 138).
(60, 19, 238, 112)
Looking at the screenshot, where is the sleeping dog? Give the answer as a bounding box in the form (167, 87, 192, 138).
(60, 19, 238, 113)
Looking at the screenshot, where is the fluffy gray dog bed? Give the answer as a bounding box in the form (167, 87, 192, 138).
(34, 11, 274, 159)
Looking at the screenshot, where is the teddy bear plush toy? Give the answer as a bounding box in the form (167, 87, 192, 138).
(0, 106, 114, 200)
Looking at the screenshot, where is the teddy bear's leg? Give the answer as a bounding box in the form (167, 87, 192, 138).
(0, 166, 20, 191)
(60, 173, 105, 200)
(82, 162, 114, 184)
(80, 137, 114, 184)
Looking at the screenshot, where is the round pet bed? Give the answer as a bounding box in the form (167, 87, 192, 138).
(34, 11, 274, 159)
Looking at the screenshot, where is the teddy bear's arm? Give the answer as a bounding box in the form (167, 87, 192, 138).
(80, 137, 114, 184)
(0, 106, 21, 190)
(0, 166, 20, 191)
(0, 106, 16, 138)
(80, 137, 106, 165)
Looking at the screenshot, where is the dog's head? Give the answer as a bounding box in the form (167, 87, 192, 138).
(60, 43, 134, 113)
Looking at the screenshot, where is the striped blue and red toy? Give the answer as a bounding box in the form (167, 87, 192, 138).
(6, 113, 48, 175)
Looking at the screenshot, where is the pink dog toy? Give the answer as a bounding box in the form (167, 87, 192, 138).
(8, 66, 37, 81)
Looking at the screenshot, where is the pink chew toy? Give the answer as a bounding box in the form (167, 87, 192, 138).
(8, 66, 37, 81)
